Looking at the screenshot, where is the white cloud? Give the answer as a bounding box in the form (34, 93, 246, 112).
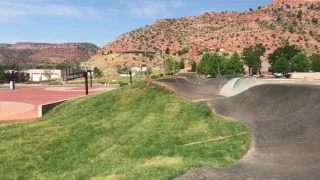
(122, 0, 168, 16)
(0, 0, 119, 22)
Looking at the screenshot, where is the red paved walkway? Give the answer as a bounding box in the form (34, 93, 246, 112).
(0, 86, 111, 122)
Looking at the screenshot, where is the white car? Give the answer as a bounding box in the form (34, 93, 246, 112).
(273, 73, 283, 78)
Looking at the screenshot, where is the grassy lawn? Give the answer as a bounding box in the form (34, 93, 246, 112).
(0, 88, 9, 91)
(0, 81, 250, 180)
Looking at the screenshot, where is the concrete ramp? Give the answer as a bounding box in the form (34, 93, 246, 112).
(220, 77, 260, 97)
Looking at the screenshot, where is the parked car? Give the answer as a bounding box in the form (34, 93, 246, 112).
(273, 73, 291, 78)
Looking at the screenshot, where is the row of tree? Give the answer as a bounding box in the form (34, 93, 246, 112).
(197, 52, 244, 77)
(268, 44, 320, 74)
(196, 42, 320, 77)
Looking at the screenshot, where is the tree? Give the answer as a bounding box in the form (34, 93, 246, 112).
(191, 61, 197, 72)
(197, 53, 211, 75)
(164, 58, 179, 74)
(209, 53, 225, 77)
(297, 10, 302, 20)
(268, 44, 301, 68)
(198, 53, 227, 77)
(312, 17, 318, 24)
(179, 60, 185, 69)
(243, 43, 266, 75)
(43, 69, 53, 81)
(178, 47, 189, 56)
(0, 65, 5, 81)
(274, 57, 291, 74)
(310, 54, 320, 72)
(53, 63, 71, 69)
(226, 51, 244, 75)
(93, 67, 104, 85)
(291, 53, 311, 72)
(165, 48, 170, 55)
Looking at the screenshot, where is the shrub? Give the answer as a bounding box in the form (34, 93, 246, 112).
(151, 74, 159, 79)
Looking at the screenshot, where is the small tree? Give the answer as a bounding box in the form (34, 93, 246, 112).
(165, 48, 170, 55)
(53, 63, 71, 69)
(191, 61, 197, 72)
(310, 53, 320, 72)
(93, 67, 103, 85)
(268, 44, 301, 69)
(43, 69, 52, 81)
(164, 58, 178, 74)
(274, 56, 291, 74)
(297, 10, 302, 20)
(179, 60, 185, 69)
(197, 53, 211, 76)
(243, 43, 266, 74)
(226, 51, 244, 75)
(291, 53, 311, 72)
(0, 65, 5, 81)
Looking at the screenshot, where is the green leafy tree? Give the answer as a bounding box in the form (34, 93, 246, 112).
(197, 53, 211, 75)
(179, 60, 185, 69)
(243, 43, 266, 75)
(191, 61, 197, 72)
(291, 53, 311, 72)
(178, 47, 189, 56)
(0, 65, 5, 80)
(165, 48, 170, 55)
(310, 54, 320, 72)
(164, 58, 179, 74)
(268, 44, 301, 68)
(93, 67, 104, 85)
(208, 53, 227, 77)
(273, 57, 291, 74)
(53, 63, 71, 69)
(226, 51, 244, 75)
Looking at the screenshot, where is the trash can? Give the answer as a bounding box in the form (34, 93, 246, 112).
(10, 81, 15, 90)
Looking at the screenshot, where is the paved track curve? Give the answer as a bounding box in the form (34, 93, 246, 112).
(155, 74, 320, 180)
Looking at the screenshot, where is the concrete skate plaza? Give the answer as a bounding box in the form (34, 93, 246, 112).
(155, 73, 320, 180)
(0, 86, 112, 122)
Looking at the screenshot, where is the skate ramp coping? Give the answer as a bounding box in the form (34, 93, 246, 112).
(219, 77, 260, 97)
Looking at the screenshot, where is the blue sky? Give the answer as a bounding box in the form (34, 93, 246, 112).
(0, 0, 271, 47)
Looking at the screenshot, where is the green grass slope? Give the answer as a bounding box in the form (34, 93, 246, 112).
(0, 82, 250, 180)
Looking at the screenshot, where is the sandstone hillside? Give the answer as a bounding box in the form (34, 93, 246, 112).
(0, 42, 99, 66)
(99, 2, 320, 62)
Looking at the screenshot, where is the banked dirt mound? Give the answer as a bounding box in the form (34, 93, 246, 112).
(156, 75, 320, 180)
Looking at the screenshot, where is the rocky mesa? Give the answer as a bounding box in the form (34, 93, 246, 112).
(0, 42, 99, 66)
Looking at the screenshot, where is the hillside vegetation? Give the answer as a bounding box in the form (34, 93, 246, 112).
(0, 82, 250, 180)
(101, 3, 320, 60)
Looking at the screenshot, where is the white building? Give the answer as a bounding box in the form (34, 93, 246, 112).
(28, 69, 62, 82)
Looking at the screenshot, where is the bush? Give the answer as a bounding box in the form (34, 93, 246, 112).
(151, 74, 160, 79)
(159, 73, 164, 77)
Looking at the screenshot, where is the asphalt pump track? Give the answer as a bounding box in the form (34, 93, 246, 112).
(155, 73, 320, 180)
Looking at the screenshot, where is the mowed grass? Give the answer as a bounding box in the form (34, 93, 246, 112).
(0, 82, 251, 180)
